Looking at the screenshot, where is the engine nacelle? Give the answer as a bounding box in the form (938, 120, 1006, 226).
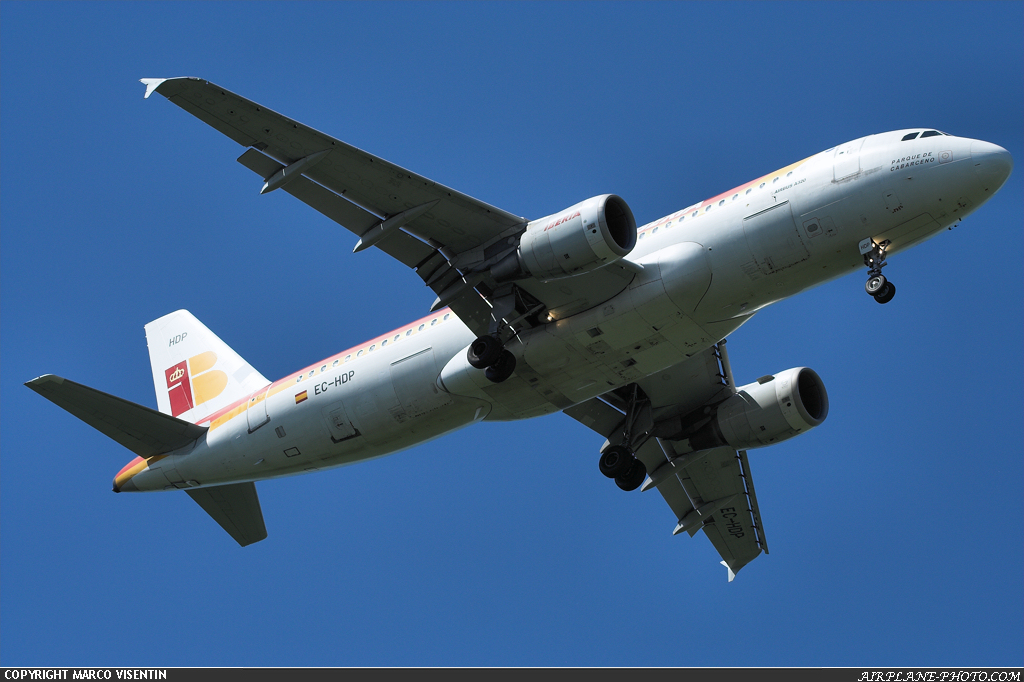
(690, 367, 829, 451)
(491, 194, 636, 282)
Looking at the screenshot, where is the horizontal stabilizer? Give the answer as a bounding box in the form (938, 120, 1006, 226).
(186, 483, 267, 547)
(26, 375, 206, 458)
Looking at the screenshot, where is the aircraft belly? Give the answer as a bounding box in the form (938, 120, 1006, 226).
(469, 265, 722, 416)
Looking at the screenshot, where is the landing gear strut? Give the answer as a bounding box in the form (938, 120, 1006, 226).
(596, 385, 651, 492)
(860, 238, 896, 304)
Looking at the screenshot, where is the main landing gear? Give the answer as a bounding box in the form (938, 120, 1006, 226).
(595, 384, 652, 492)
(467, 334, 516, 383)
(860, 238, 896, 304)
(599, 444, 647, 492)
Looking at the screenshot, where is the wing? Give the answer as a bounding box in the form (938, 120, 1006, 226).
(142, 77, 635, 336)
(563, 344, 769, 580)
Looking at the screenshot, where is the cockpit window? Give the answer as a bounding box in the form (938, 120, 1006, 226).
(902, 132, 920, 141)
(920, 130, 942, 138)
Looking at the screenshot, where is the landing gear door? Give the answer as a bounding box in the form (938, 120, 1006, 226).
(246, 386, 271, 433)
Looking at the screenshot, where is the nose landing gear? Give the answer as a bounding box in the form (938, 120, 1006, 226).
(860, 238, 896, 304)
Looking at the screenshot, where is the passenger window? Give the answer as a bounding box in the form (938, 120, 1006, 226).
(443, 313, 450, 321)
(718, 200, 725, 206)
(732, 194, 738, 200)
(920, 130, 941, 138)
(691, 211, 698, 217)
(369, 344, 375, 352)
(745, 188, 752, 195)
(320, 365, 327, 372)
(759, 182, 765, 188)
(418, 324, 425, 331)
(431, 318, 437, 326)
(652, 226, 659, 234)
(381, 339, 387, 347)
(308, 371, 314, 378)
(394, 334, 400, 341)
(357, 350, 363, 357)
(333, 360, 339, 367)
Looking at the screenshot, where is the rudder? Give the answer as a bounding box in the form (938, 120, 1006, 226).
(145, 310, 268, 423)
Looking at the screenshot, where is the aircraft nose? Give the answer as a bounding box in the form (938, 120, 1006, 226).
(971, 140, 1013, 191)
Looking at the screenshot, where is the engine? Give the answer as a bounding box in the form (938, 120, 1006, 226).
(689, 367, 829, 451)
(491, 194, 637, 282)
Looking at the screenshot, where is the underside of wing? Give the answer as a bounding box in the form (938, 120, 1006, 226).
(564, 344, 769, 580)
(144, 77, 637, 338)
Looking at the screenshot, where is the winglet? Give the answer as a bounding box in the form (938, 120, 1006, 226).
(721, 560, 737, 582)
(140, 78, 168, 99)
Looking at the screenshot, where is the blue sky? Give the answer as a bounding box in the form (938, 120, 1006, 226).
(2, 1, 1021, 667)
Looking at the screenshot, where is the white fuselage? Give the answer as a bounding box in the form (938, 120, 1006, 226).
(121, 130, 1010, 492)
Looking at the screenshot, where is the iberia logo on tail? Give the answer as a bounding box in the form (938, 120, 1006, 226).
(165, 351, 228, 417)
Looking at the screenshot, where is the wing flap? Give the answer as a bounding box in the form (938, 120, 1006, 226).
(673, 445, 763, 575)
(25, 375, 206, 458)
(236, 147, 495, 334)
(186, 482, 267, 547)
(146, 77, 524, 245)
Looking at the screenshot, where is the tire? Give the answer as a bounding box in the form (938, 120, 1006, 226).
(865, 274, 887, 295)
(615, 459, 648, 491)
(874, 281, 896, 304)
(467, 335, 502, 369)
(484, 350, 516, 383)
(599, 445, 633, 478)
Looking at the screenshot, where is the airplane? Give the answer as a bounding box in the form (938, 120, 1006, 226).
(25, 77, 1013, 580)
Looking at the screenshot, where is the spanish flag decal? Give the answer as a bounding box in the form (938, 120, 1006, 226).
(295, 390, 308, 404)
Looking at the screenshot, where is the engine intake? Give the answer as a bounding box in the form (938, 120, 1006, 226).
(690, 367, 829, 451)
(491, 194, 636, 282)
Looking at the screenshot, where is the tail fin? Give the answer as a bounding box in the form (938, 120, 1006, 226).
(145, 310, 268, 423)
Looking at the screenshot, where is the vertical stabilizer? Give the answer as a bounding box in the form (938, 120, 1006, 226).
(145, 310, 269, 423)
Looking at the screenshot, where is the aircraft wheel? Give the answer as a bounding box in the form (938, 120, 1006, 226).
(599, 445, 633, 478)
(468, 335, 503, 369)
(873, 281, 896, 304)
(865, 274, 887, 296)
(484, 350, 516, 383)
(615, 459, 647, 492)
